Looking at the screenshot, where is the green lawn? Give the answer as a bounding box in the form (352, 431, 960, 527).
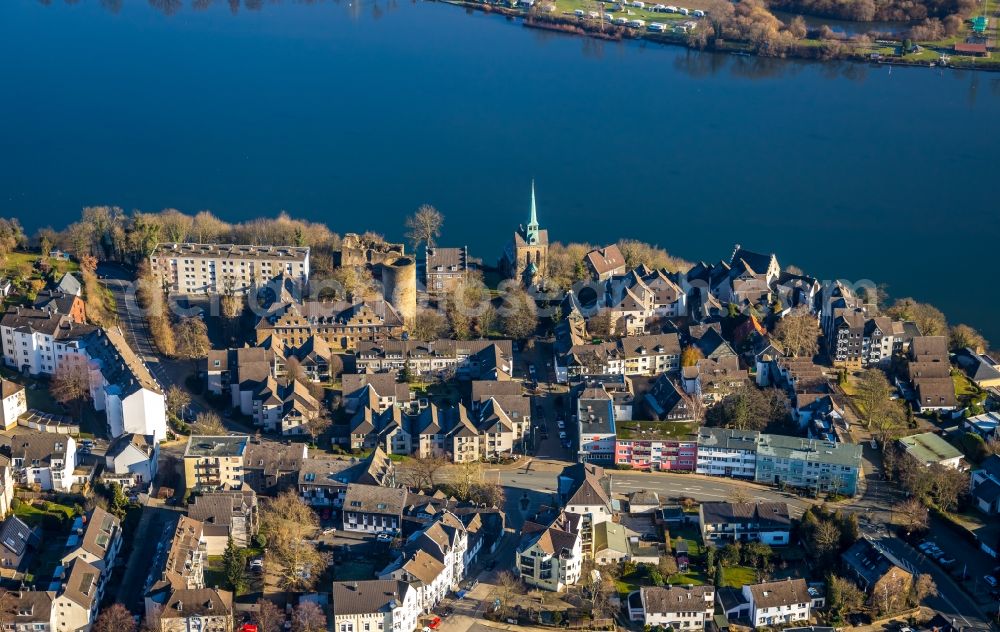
(2, 251, 79, 278)
(719, 565, 757, 588)
(667, 570, 707, 585)
(14, 500, 76, 527)
(953, 370, 979, 400)
(617, 421, 697, 441)
(204, 555, 228, 590)
(333, 560, 377, 581)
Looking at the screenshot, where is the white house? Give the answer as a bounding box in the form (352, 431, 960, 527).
(332, 580, 419, 632)
(0, 380, 27, 431)
(83, 329, 167, 442)
(558, 463, 613, 560)
(103, 434, 159, 488)
(698, 502, 791, 546)
(0, 590, 57, 632)
(3, 432, 76, 492)
(52, 557, 103, 632)
(0, 308, 91, 377)
(722, 579, 812, 629)
(516, 520, 583, 593)
(897, 432, 963, 469)
(629, 586, 715, 629)
(60, 507, 123, 576)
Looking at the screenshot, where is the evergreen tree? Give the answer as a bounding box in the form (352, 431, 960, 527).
(223, 536, 248, 595)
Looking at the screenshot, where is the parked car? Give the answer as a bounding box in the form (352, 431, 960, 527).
(558, 431, 567, 439)
(984, 574, 997, 588)
(938, 556, 956, 567)
(557, 420, 566, 429)
(376, 533, 393, 543)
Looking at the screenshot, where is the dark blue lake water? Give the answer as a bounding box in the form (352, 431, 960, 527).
(2, 0, 998, 340)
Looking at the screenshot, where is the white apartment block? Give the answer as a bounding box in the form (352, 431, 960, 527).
(0, 312, 166, 443)
(5, 433, 76, 492)
(695, 427, 758, 479)
(149, 243, 310, 296)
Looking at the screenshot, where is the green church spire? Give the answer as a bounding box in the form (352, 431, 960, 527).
(526, 179, 539, 244)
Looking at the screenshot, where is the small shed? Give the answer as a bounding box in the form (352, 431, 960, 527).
(954, 42, 989, 57)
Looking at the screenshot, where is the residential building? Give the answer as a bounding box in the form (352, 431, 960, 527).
(558, 463, 612, 560)
(560, 333, 681, 380)
(242, 440, 306, 495)
(897, 432, 963, 469)
(584, 245, 626, 281)
(516, 513, 582, 592)
(499, 181, 548, 285)
(56, 273, 82, 297)
(156, 588, 233, 632)
(682, 355, 746, 405)
(742, 579, 812, 629)
(60, 507, 122, 577)
(753, 434, 862, 496)
(829, 311, 912, 370)
(82, 328, 168, 442)
(955, 347, 1000, 388)
(1, 432, 76, 492)
(600, 267, 687, 333)
(331, 580, 418, 632)
(841, 538, 914, 602)
(254, 299, 405, 352)
(354, 339, 514, 381)
(342, 484, 407, 534)
(627, 586, 715, 629)
(379, 512, 470, 612)
(0, 307, 94, 377)
(32, 290, 86, 325)
(423, 246, 470, 294)
(615, 421, 697, 472)
(187, 491, 259, 555)
(698, 502, 791, 545)
(964, 411, 1000, 441)
(0, 517, 36, 579)
(695, 427, 758, 479)
(970, 455, 1000, 515)
(342, 372, 411, 415)
(593, 521, 629, 565)
(0, 589, 57, 632)
(145, 516, 208, 613)
(626, 490, 660, 514)
(248, 377, 321, 435)
(182, 436, 249, 491)
(575, 383, 617, 463)
(908, 336, 958, 413)
(149, 242, 309, 295)
(103, 433, 158, 488)
(52, 557, 104, 632)
(0, 379, 26, 431)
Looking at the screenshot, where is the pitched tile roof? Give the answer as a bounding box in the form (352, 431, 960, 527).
(748, 578, 810, 609)
(332, 580, 411, 616)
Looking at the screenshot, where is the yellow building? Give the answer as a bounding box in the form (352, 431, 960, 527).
(183, 436, 249, 491)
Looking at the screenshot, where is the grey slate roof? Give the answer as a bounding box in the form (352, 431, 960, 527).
(0, 517, 33, 557)
(332, 580, 411, 616)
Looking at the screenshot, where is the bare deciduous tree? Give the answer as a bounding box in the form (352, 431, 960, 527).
(405, 204, 444, 249)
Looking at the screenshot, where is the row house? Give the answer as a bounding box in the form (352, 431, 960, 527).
(354, 339, 514, 381)
(682, 355, 746, 405)
(379, 511, 470, 607)
(348, 400, 528, 463)
(145, 516, 209, 613)
(187, 490, 259, 555)
(255, 299, 405, 351)
(560, 333, 681, 382)
(342, 371, 412, 415)
(601, 266, 687, 335)
(249, 377, 321, 435)
(907, 336, 959, 413)
(149, 242, 309, 296)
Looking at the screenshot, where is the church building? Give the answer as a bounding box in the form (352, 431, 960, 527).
(499, 181, 549, 285)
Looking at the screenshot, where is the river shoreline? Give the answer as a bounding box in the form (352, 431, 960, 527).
(437, 0, 1000, 71)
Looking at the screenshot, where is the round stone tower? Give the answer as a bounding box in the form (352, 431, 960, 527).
(381, 256, 417, 327)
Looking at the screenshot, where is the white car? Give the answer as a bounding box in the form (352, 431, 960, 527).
(985, 575, 998, 588)
(557, 420, 566, 429)
(558, 431, 567, 440)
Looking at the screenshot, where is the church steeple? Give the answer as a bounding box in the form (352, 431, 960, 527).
(526, 179, 539, 244)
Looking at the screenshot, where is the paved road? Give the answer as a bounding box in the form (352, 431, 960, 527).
(98, 262, 192, 392)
